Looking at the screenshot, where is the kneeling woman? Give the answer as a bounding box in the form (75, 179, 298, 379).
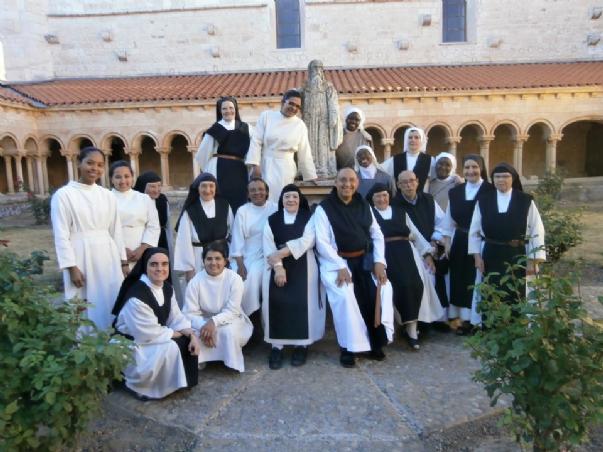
(113, 248, 200, 400)
(262, 184, 325, 369)
(182, 241, 253, 372)
(368, 184, 443, 350)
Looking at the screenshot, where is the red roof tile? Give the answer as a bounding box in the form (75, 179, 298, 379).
(5, 61, 603, 107)
(0, 85, 31, 104)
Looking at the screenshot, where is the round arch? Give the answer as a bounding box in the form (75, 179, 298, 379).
(489, 120, 521, 137)
(131, 132, 159, 152)
(425, 121, 453, 138)
(0, 133, 20, 153)
(425, 122, 453, 156)
(524, 122, 552, 178)
(100, 132, 130, 152)
(456, 120, 486, 138)
(364, 123, 387, 162)
(22, 135, 39, 154)
(457, 122, 486, 163)
(525, 119, 555, 137)
(558, 118, 603, 177)
(67, 134, 96, 154)
(40, 134, 66, 154)
(162, 130, 192, 150)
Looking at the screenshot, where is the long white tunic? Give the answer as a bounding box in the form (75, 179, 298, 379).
(51, 181, 126, 330)
(182, 269, 252, 372)
(245, 110, 317, 203)
(314, 205, 394, 352)
(112, 189, 160, 267)
(262, 213, 326, 346)
(115, 274, 192, 399)
(230, 201, 278, 315)
(173, 198, 234, 273)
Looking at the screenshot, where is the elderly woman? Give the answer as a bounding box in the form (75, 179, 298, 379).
(133, 171, 172, 253)
(368, 183, 443, 350)
(182, 240, 253, 373)
(335, 106, 373, 170)
(110, 161, 160, 270)
(354, 145, 396, 199)
(383, 127, 433, 192)
(428, 152, 463, 211)
(262, 184, 325, 369)
(469, 163, 546, 308)
(444, 154, 494, 334)
(174, 172, 234, 282)
(113, 247, 200, 400)
(195, 96, 253, 213)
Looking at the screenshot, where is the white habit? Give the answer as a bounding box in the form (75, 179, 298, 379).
(195, 119, 254, 175)
(314, 206, 394, 352)
(262, 213, 326, 346)
(230, 201, 278, 315)
(245, 110, 317, 203)
(182, 268, 253, 372)
(51, 181, 126, 330)
(115, 274, 192, 399)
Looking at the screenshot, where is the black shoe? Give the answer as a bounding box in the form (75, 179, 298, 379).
(291, 346, 308, 367)
(431, 321, 451, 333)
(406, 336, 420, 351)
(369, 347, 386, 361)
(268, 347, 283, 370)
(340, 348, 356, 368)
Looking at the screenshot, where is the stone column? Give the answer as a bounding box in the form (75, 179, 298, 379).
(72, 155, 79, 180)
(479, 135, 495, 172)
(546, 133, 562, 174)
(189, 145, 201, 176)
(66, 155, 74, 181)
(35, 158, 45, 195)
(42, 156, 49, 193)
(381, 138, 394, 162)
(3, 155, 15, 194)
(127, 149, 140, 178)
(26, 156, 35, 193)
(158, 147, 171, 189)
(102, 152, 111, 188)
(15, 155, 24, 191)
(446, 136, 461, 159)
(513, 135, 529, 177)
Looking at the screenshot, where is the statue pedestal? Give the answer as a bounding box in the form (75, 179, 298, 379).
(297, 178, 335, 205)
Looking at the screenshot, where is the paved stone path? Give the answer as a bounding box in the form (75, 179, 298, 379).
(95, 327, 510, 451)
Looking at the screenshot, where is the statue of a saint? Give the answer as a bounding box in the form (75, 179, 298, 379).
(301, 60, 342, 178)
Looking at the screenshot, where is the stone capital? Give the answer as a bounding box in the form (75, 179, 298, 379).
(547, 133, 563, 144)
(187, 145, 198, 153)
(381, 138, 394, 146)
(445, 135, 461, 144)
(478, 135, 495, 143)
(125, 147, 140, 156)
(514, 134, 530, 143)
(156, 146, 170, 155)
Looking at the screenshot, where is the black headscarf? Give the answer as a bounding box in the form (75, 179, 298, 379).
(112, 247, 170, 317)
(175, 172, 218, 231)
(133, 171, 169, 231)
(462, 154, 489, 183)
(277, 183, 310, 212)
(491, 162, 523, 191)
(365, 182, 391, 206)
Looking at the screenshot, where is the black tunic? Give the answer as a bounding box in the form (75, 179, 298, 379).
(393, 151, 432, 192)
(185, 197, 230, 247)
(447, 182, 494, 309)
(480, 189, 532, 303)
(266, 209, 312, 340)
(205, 121, 250, 213)
(373, 207, 424, 323)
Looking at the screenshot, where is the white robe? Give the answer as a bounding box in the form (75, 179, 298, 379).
(51, 181, 126, 330)
(262, 213, 326, 346)
(230, 201, 278, 315)
(245, 110, 317, 203)
(115, 274, 192, 399)
(173, 198, 234, 273)
(182, 268, 252, 372)
(314, 205, 394, 352)
(112, 188, 160, 268)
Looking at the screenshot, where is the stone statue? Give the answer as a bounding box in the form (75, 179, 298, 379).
(301, 60, 342, 178)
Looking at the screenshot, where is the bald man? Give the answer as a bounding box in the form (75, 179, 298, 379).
(314, 168, 393, 367)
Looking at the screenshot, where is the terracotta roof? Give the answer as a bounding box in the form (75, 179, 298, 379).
(0, 85, 31, 104)
(5, 61, 603, 107)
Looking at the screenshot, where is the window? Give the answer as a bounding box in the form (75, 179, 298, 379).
(276, 0, 301, 49)
(443, 0, 467, 43)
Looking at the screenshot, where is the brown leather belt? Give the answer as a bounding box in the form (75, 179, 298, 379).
(213, 153, 244, 161)
(385, 236, 410, 243)
(482, 236, 525, 248)
(337, 249, 365, 258)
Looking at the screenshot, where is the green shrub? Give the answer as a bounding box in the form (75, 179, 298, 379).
(467, 264, 603, 451)
(27, 190, 52, 225)
(0, 250, 131, 451)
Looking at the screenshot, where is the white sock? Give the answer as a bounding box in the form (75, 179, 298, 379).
(271, 344, 284, 350)
(406, 322, 418, 340)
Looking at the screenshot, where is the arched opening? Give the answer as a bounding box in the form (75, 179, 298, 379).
(0, 136, 19, 193)
(364, 126, 385, 162)
(23, 138, 38, 192)
(78, 137, 93, 150)
(46, 138, 68, 190)
(392, 126, 410, 156)
(168, 134, 193, 190)
(490, 124, 516, 170)
(558, 120, 603, 177)
(138, 136, 161, 177)
(457, 124, 481, 163)
(426, 126, 449, 157)
(524, 123, 549, 178)
(108, 137, 127, 165)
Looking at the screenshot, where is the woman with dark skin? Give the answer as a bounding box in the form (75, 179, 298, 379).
(335, 106, 373, 170)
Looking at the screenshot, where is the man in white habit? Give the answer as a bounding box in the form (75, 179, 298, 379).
(230, 178, 278, 317)
(245, 89, 317, 203)
(314, 168, 394, 367)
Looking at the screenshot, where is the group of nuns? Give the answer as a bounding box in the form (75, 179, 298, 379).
(50, 98, 545, 401)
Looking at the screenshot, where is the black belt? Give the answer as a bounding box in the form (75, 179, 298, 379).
(192, 241, 210, 248)
(482, 236, 525, 248)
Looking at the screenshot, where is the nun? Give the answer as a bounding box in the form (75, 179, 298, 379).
(428, 152, 463, 211)
(383, 127, 434, 192)
(262, 184, 325, 369)
(468, 163, 546, 307)
(335, 106, 373, 170)
(354, 145, 396, 199)
(133, 171, 173, 253)
(113, 247, 200, 400)
(174, 172, 234, 282)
